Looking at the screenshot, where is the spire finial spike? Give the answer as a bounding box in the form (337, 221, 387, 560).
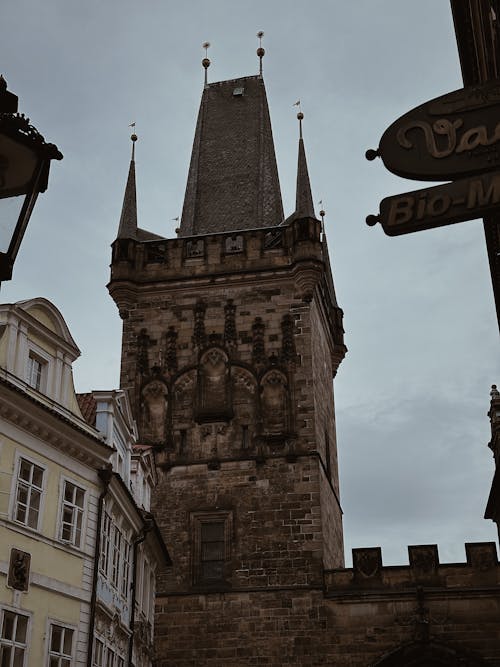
(129, 123, 137, 161)
(257, 31, 265, 76)
(202, 42, 211, 86)
(293, 100, 303, 139)
(318, 201, 325, 231)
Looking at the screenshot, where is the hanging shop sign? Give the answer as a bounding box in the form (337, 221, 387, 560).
(375, 79, 500, 181)
(369, 170, 500, 236)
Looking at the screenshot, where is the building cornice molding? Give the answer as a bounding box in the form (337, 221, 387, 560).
(0, 374, 113, 468)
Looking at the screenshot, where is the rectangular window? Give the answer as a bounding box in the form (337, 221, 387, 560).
(48, 623, 74, 667)
(14, 458, 44, 530)
(27, 354, 43, 390)
(99, 512, 112, 575)
(120, 540, 131, 600)
(59, 481, 85, 548)
(92, 638, 104, 667)
(201, 522, 225, 581)
(191, 511, 232, 585)
(111, 527, 122, 589)
(0, 609, 29, 667)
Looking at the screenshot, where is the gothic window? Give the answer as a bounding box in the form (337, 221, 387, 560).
(191, 511, 232, 585)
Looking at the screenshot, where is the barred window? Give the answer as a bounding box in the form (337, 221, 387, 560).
(0, 609, 29, 667)
(191, 511, 232, 585)
(201, 522, 225, 581)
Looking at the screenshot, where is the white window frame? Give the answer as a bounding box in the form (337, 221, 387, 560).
(25, 342, 51, 393)
(92, 636, 125, 667)
(45, 619, 76, 667)
(10, 453, 46, 533)
(0, 606, 31, 667)
(57, 477, 86, 549)
(120, 538, 131, 600)
(99, 509, 113, 576)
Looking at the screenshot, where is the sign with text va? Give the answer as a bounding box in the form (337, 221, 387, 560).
(366, 79, 500, 235)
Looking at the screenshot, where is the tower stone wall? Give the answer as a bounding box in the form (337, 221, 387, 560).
(108, 71, 500, 666)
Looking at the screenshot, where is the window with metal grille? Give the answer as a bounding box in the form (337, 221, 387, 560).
(192, 511, 232, 585)
(48, 623, 74, 667)
(60, 481, 85, 547)
(0, 609, 29, 667)
(200, 521, 225, 581)
(13, 458, 44, 530)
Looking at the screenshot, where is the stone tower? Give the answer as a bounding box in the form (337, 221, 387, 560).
(108, 66, 347, 663)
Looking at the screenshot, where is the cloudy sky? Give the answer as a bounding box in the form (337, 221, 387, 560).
(2, 0, 499, 566)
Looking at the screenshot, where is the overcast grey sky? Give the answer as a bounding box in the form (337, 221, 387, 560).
(2, 0, 499, 565)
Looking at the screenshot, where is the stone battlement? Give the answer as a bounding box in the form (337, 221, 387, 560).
(325, 542, 500, 598)
(110, 217, 323, 284)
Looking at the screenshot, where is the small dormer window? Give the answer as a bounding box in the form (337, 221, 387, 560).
(27, 354, 45, 391)
(232, 87, 244, 96)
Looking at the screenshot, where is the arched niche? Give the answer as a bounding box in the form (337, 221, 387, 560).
(195, 347, 233, 422)
(232, 367, 258, 448)
(260, 369, 289, 437)
(141, 378, 169, 445)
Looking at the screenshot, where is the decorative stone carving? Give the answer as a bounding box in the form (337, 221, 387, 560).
(137, 328, 153, 375)
(353, 547, 382, 580)
(165, 326, 178, 373)
(252, 317, 266, 367)
(8, 548, 30, 591)
(233, 367, 258, 448)
(173, 371, 195, 425)
(409, 545, 439, 575)
(186, 238, 205, 258)
(193, 301, 207, 349)
(224, 235, 243, 253)
(224, 300, 237, 351)
(141, 379, 168, 443)
(281, 313, 296, 364)
(260, 369, 289, 437)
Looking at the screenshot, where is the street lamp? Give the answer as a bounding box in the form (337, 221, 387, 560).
(0, 75, 62, 283)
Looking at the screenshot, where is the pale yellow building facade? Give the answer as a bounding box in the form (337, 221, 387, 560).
(0, 298, 112, 666)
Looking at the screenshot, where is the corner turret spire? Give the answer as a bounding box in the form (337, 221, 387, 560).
(117, 133, 138, 239)
(294, 111, 316, 219)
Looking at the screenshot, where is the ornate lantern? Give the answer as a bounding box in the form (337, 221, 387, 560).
(0, 76, 62, 282)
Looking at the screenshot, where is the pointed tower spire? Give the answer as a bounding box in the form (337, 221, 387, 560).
(294, 111, 316, 219)
(179, 74, 284, 236)
(117, 132, 138, 239)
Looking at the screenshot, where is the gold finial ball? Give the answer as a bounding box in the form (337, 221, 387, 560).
(319, 210, 325, 218)
(257, 47, 265, 58)
(297, 111, 304, 121)
(202, 58, 211, 69)
(131, 133, 138, 142)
